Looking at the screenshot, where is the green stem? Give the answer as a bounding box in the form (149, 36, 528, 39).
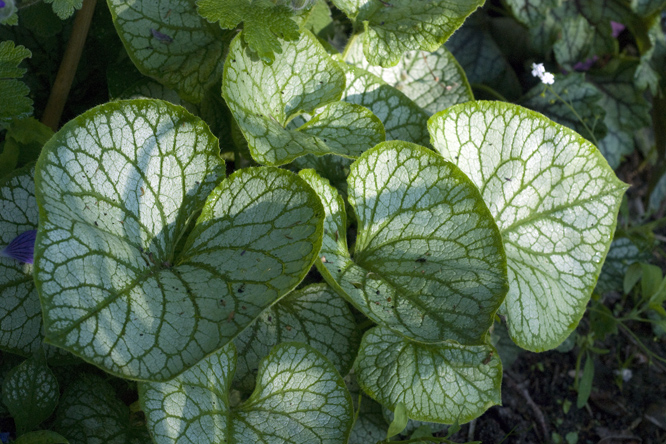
(545, 85, 599, 147)
(341, 32, 360, 61)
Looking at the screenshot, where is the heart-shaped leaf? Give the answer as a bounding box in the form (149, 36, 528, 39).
(233, 283, 360, 393)
(300, 141, 508, 344)
(54, 374, 150, 444)
(429, 101, 628, 351)
(341, 63, 430, 146)
(224, 31, 383, 166)
(108, 0, 232, 103)
(34, 99, 323, 381)
(331, 0, 484, 67)
(140, 342, 354, 444)
(355, 326, 502, 424)
(345, 38, 473, 115)
(2, 353, 59, 435)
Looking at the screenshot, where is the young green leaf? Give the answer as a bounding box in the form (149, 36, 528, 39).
(345, 38, 473, 115)
(2, 354, 59, 435)
(233, 283, 360, 393)
(340, 63, 430, 146)
(54, 374, 150, 443)
(300, 142, 508, 345)
(331, 0, 484, 67)
(42, 0, 81, 19)
(140, 342, 354, 443)
(223, 32, 383, 165)
(577, 354, 594, 408)
(429, 101, 628, 352)
(0, 41, 32, 129)
(13, 430, 70, 444)
(107, 0, 232, 103)
(196, 0, 303, 64)
(34, 99, 323, 381)
(355, 326, 502, 424)
(386, 401, 409, 439)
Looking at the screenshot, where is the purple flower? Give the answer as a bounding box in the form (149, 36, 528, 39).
(573, 55, 599, 71)
(150, 28, 173, 44)
(611, 21, 625, 38)
(0, 1, 6, 8)
(0, 432, 9, 444)
(1, 230, 37, 264)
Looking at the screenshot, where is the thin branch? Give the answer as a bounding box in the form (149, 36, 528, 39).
(41, 0, 97, 131)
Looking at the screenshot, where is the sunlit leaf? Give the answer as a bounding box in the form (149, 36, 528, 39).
(331, 0, 484, 67)
(224, 32, 383, 165)
(345, 37, 473, 115)
(301, 142, 508, 344)
(429, 101, 628, 351)
(34, 99, 323, 381)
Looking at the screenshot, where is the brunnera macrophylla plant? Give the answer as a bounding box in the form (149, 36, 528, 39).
(0, 0, 632, 442)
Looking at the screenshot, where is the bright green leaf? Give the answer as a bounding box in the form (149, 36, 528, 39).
(386, 401, 409, 439)
(54, 374, 150, 444)
(355, 326, 502, 424)
(300, 142, 508, 344)
(520, 73, 607, 144)
(196, 0, 303, 64)
(34, 99, 323, 381)
(340, 62, 430, 146)
(107, 0, 232, 103)
(224, 32, 383, 166)
(429, 101, 628, 351)
(640, 263, 663, 299)
(624, 262, 644, 295)
(0, 40, 32, 129)
(42, 0, 82, 19)
(332, 0, 484, 67)
(2, 354, 59, 435)
(233, 283, 360, 393)
(141, 342, 354, 443)
(577, 355, 594, 408)
(345, 37, 473, 115)
(13, 430, 70, 444)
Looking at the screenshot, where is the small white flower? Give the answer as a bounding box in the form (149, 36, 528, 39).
(531, 63, 546, 78)
(531, 62, 555, 85)
(541, 72, 555, 85)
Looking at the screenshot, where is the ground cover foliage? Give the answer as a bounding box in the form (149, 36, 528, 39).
(0, 0, 665, 442)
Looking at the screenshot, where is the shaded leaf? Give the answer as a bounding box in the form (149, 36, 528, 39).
(141, 342, 354, 443)
(233, 283, 360, 393)
(0, 40, 32, 129)
(355, 326, 502, 423)
(107, 0, 232, 103)
(54, 374, 150, 444)
(2, 354, 59, 435)
(35, 99, 323, 381)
